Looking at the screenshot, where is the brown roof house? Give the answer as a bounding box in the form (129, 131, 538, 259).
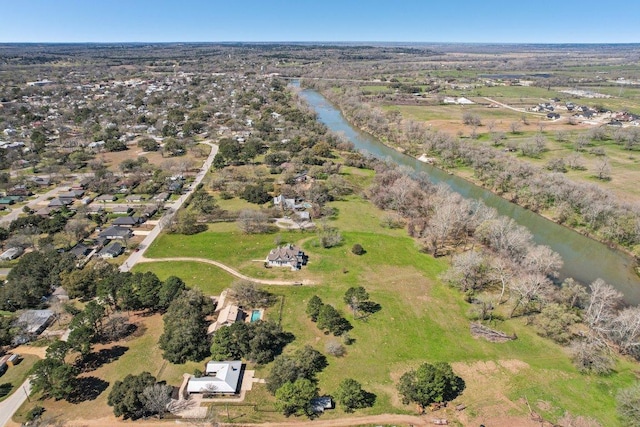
(265, 244, 307, 270)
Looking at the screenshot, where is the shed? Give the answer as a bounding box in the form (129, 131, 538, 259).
(310, 396, 334, 413)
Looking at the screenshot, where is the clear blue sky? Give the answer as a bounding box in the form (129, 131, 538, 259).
(1, 0, 638, 44)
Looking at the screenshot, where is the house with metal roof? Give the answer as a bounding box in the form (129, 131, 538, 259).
(186, 361, 243, 394)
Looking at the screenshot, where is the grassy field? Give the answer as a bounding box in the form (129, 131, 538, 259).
(0, 355, 38, 403)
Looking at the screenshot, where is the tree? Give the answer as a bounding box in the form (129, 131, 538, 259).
(595, 157, 611, 180)
(241, 183, 271, 205)
(306, 295, 323, 322)
(210, 321, 292, 365)
(108, 372, 157, 420)
(138, 138, 159, 152)
(275, 378, 318, 417)
(170, 210, 206, 235)
(343, 286, 369, 318)
(267, 346, 327, 395)
(351, 243, 365, 255)
(316, 304, 352, 336)
(159, 289, 212, 364)
(397, 362, 465, 412)
(0, 315, 16, 346)
(229, 281, 272, 308)
(158, 276, 187, 310)
(534, 303, 580, 344)
(237, 209, 272, 234)
(141, 383, 173, 419)
(30, 358, 77, 401)
(570, 338, 614, 375)
(335, 378, 375, 412)
(617, 382, 640, 427)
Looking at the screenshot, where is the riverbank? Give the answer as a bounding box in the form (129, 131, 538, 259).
(322, 90, 633, 256)
(295, 82, 640, 305)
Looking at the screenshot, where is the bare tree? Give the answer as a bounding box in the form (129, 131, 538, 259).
(569, 338, 615, 375)
(595, 157, 611, 180)
(585, 279, 623, 336)
(442, 251, 490, 292)
(509, 273, 552, 317)
(616, 382, 640, 427)
(142, 383, 173, 419)
(610, 306, 640, 358)
(518, 244, 563, 277)
(237, 209, 271, 234)
(229, 280, 272, 308)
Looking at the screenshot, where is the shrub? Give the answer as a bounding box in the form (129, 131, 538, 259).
(351, 243, 365, 255)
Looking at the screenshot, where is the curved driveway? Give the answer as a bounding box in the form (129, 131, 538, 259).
(136, 256, 314, 285)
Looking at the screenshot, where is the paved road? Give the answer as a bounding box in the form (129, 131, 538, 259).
(0, 185, 68, 226)
(136, 256, 314, 285)
(119, 141, 218, 272)
(0, 379, 30, 427)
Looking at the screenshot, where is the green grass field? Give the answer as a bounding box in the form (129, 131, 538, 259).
(0, 355, 38, 403)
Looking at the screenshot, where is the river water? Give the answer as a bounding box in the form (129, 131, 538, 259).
(297, 85, 640, 305)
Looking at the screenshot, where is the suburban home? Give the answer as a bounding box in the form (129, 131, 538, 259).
(547, 112, 560, 120)
(208, 304, 243, 334)
(265, 244, 307, 270)
(36, 207, 57, 217)
(85, 204, 104, 214)
(273, 194, 303, 210)
(69, 243, 92, 258)
(153, 192, 170, 202)
(186, 361, 243, 395)
(0, 197, 15, 206)
(48, 197, 73, 208)
(98, 226, 133, 240)
(112, 216, 142, 227)
(95, 194, 116, 202)
(125, 194, 145, 203)
(32, 176, 51, 186)
(97, 242, 124, 259)
(0, 247, 24, 260)
(7, 185, 32, 197)
(16, 310, 55, 335)
(106, 204, 133, 215)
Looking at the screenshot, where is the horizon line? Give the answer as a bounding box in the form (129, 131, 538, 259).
(2, 41, 640, 46)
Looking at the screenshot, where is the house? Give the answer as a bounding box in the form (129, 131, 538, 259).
(310, 396, 334, 413)
(95, 194, 116, 202)
(0, 197, 15, 206)
(97, 242, 124, 259)
(0, 247, 23, 260)
(16, 310, 54, 335)
(69, 243, 92, 258)
(106, 204, 133, 215)
(48, 198, 73, 208)
(209, 304, 243, 334)
(125, 194, 145, 203)
(186, 361, 242, 395)
(98, 226, 133, 240)
(265, 244, 307, 270)
(35, 207, 57, 217)
(112, 216, 142, 227)
(32, 176, 51, 186)
(7, 185, 32, 197)
(547, 112, 560, 120)
(153, 192, 170, 202)
(273, 194, 303, 210)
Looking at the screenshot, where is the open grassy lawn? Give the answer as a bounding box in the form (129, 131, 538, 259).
(23, 313, 204, 422)
(0, 355, 38, 402)
(132, 261, 236, 296)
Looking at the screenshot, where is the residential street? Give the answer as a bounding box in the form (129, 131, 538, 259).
(119, 141, 218, 272)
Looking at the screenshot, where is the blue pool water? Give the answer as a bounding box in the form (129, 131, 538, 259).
(250, 310, 261, 322)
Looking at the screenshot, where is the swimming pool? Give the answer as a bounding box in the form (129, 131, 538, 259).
(250, 309, 262, 322)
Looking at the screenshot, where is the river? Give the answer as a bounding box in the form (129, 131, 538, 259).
(296, 84, 640, 305)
